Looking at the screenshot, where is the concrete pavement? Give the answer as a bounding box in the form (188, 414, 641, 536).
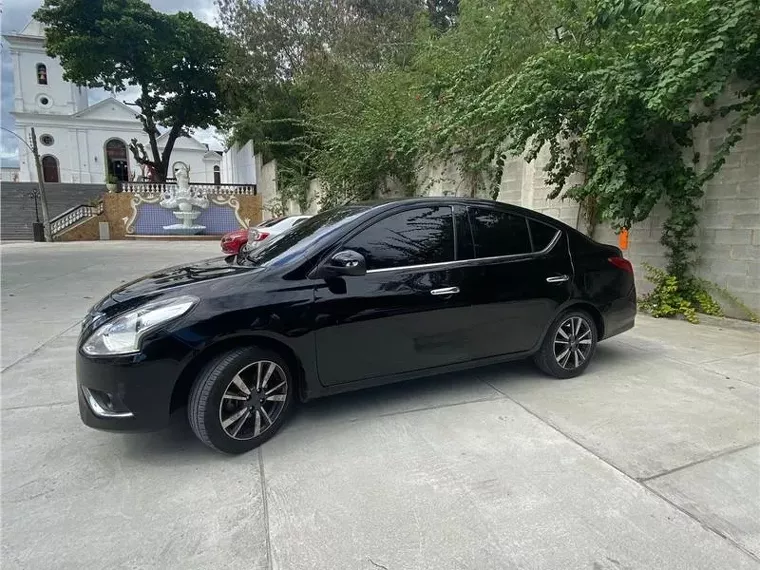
(1, 241, 759, 569)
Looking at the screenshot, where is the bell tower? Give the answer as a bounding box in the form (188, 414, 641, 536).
(5, 19, 89, 116)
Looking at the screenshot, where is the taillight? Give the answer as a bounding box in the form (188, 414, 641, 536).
(248, 230, 270, 242)
(608, 256, 633, 273)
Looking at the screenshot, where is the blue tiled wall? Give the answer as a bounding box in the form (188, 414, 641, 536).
(134, 203, 241, 235)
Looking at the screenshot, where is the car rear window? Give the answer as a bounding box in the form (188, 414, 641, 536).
(259, 217, 285, 228)
(529, 220, 560, 251)
(468, 207, 532, 258)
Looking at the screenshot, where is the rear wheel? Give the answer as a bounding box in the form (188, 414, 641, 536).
(188, 347, 295, 454)
(534, 310, 597, 378)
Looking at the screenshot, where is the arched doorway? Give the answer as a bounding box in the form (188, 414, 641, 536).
(105, 139, 129, 182)
(41, 155, 59, 182)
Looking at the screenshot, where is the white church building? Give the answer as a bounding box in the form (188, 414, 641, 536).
(4, 19, 256, 186)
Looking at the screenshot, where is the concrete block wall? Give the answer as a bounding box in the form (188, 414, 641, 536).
(417, 157, 465, 197)
(692, 113, 760, 315)
(255, 156, 279, 218)
(494, 115, 760, 318)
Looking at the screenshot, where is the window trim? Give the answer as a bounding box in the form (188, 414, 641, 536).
(527, 218, 561, 253)
(365, 228, 561, 274)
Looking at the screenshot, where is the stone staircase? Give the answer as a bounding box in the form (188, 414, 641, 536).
(1, 182, 105, 241)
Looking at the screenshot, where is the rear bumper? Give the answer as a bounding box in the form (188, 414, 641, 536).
(601, 287, 637, 340)
(221, 241, 244, 254)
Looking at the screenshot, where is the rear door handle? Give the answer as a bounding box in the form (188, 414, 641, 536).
(546, 275, 570, 283)
(430, 286, 460, 296)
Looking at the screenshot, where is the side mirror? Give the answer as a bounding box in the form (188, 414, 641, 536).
(314, 249, 367, 279)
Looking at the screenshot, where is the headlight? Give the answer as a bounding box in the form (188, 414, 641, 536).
(82, 296, 198, 356)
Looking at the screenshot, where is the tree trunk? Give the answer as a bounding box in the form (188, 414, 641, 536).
(160, 123, 184, 180)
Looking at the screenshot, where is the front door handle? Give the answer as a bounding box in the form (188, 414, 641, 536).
(430, 286, 460, 296)
(546, 275, 570, 283)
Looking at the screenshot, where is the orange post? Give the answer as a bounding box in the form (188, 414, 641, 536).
(618, 228, 629, 250)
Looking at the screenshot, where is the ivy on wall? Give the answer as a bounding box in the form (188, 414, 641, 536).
(221, 0, 760, 320)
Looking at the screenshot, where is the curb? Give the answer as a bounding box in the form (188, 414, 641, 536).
(691, 313, 760, 334)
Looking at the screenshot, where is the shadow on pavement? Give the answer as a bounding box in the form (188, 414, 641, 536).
(116, 342, 637, 460)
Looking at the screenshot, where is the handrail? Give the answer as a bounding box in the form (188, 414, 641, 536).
(50, 202, 104, 235)
(49, 203, 90, 222)
(120, 181, 257, 195)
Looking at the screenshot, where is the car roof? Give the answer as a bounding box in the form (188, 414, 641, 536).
(355, 196, 574, 231)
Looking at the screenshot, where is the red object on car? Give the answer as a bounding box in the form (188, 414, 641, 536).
(220, 229, 248, 255)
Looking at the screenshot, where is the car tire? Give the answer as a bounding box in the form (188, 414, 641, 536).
(533, 309, 598, 379)
(188, 346, 295, 454)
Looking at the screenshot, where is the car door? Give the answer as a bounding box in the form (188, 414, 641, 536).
(312, 205, 476, 386)
(456, 205, 573, 358)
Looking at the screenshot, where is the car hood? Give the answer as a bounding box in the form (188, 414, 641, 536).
(95, 256, 259, 311)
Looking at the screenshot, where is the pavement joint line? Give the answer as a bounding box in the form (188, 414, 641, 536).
(699, 350, 760, 365)
(638, 441, 760, 483)
(374, 393, 505, 419)
(609, 344, 760, 391)
(258, 447, 273, 570)
(2, 400, 75, 412)
(660, 354, 760, 390)
(0, 320, 82, 374)
(285, 394, 507, 437)
(480, 378, 760, 565)
(642, 481, 760, 563)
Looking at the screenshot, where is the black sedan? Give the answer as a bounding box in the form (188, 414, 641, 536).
(77, 198, 636, 454)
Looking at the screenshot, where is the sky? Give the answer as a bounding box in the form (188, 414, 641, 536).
(1, 0, 221, 168)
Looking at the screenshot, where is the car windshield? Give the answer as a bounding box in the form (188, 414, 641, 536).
(246, 206, 368, 267)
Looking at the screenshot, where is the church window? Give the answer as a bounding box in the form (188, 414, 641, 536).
(105, 139, 130, 182)
(42, 155, 59, 182)
(36, 64, 48, 85)
(213, 165, 221, 185)
(40, 134, 54, 146)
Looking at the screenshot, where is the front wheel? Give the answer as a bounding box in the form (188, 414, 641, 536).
(188, 347, 295, 454)
(533, 310, 597, 379)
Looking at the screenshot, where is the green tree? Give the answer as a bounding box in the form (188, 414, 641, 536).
(35, 0, 229, 181)
(218, 0, 431, 205)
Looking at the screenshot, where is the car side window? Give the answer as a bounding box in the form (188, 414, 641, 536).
(343, 206, 455, 270)
(468, 207, 532, 258)
(529, 220, 560, 251)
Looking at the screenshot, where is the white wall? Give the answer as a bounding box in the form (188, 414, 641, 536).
(257, 156, 278, 217)
(417, 157, 466, 197)
(1, 168, 20, 182)
(222, 141, 256, 185)
(10, 39, 86, 115)
(14, 121, 226, 184)
(168, 149, 216, 184)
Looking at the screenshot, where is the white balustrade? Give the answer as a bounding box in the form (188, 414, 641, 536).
(120, 182, 256, 195)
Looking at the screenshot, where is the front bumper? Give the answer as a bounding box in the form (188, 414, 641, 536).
(77, 351, 181, 432)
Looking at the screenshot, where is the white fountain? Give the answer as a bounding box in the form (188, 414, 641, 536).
(159, 162, 209, 235)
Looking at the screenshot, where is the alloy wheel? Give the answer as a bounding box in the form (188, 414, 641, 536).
(553, 316, 593, 370)
(218, 360, 288, 440)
